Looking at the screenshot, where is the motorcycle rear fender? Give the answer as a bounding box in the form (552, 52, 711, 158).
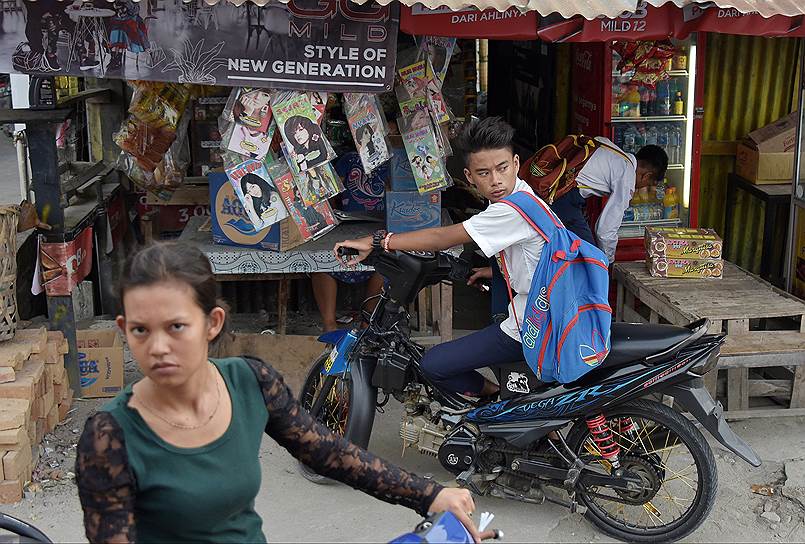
(343, 356, 378, 450)
(666, 378, 761, 467)
(479, 419, 572, 449)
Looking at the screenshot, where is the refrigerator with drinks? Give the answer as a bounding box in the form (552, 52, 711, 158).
(571, 36, 704, 261)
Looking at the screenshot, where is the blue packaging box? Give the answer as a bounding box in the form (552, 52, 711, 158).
(389, 148, 419, 192)
(386, 190, 442, 233)
(209, 172, 280, 250)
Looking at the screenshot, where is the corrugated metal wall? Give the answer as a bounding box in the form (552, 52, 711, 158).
(700, 34, 801, 277)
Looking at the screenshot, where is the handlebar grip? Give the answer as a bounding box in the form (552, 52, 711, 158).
(337, 246, 361, 258)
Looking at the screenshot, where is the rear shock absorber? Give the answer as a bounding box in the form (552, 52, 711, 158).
(586, 414, 621, 471)
(618, 417, 636, 435)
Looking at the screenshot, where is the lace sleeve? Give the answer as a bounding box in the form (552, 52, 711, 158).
(75, 411, 137, 544)
(244, 357, 443, 516)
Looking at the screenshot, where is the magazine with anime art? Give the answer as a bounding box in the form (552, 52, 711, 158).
(223, 121, 275, 160)
(267, 160, 337, 240)
(418, 36, 457, 83)
(397, 60, 428, 100)
(397, 114, 448, 194)
(222, 87, 273, 133)
(424, 59, 452, 124)
(271, 90, 335, 172)
(309, 91, 328, 124)
(343, 93, 392, 175)
(225, 158, 289, 231)
(280, 141, 344, 207)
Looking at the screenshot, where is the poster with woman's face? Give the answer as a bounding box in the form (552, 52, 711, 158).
(225, 158, 288, 231)
(233, 88, 272, 133)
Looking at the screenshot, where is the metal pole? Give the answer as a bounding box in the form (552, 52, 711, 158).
(785, 44, 805, 293)
(14, 130, 28, 202)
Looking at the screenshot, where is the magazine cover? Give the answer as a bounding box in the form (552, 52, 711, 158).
(268, 161, 337, 240)
(397, 60, 427, 100)
(399, 116, 448, 194)
(230, 88, 273, 133)
(271, 90, 334, 171)
(225, 158, 289, 230)
(309, 91, 328, 124)
(343, 93, 392, 175)
(280, 142, 344, 206)
(224, 121, 275, 160)
(397, 93, 431, 131)
(418, 36, 456, 84)
(425, 59, 451, 124)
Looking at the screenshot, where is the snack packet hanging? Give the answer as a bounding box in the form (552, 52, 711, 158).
(267, 160, 338, 241)
(225, 158, 289, 231)
(343, 93, 392, 175)
(271, 90, 335, 172)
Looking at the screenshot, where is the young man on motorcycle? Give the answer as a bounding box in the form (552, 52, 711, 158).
(335, 117, 544, 399)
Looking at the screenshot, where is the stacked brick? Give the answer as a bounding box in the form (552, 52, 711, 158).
(0, 327, 73, 502)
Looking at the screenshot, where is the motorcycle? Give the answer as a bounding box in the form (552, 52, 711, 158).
(298, 247, 761, 543)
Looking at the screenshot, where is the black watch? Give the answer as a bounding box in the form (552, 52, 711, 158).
(372, 229, 387, 251)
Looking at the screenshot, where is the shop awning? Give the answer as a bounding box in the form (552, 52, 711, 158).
(204, 0, 805, 19)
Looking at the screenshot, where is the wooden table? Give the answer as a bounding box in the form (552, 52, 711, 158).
(612, 260, 805, 418)
(179, 216, 455, 342)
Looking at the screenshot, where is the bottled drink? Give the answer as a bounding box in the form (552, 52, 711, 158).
(656, 178, 667, 202)
(613, 126, 624, 149)
(623, 126, 636, 154)
(640, 88, 650, 117)
(657, 124, 670, 155)
(624, 86, 641, 118)
(634, 126, 646, 149)
(645, 125, 658, 146)
(670, 126, 683, 164)
(657, 81, 671, 116)
(648, 89, 657, 116)
(663, 187, 680, 219)
(674, 91, 685, 115)
(674, 51, 688, 71)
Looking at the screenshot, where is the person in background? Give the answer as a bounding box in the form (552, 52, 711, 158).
(525, 138, 668, 263)
(311, 151, 387, 332)
(75, 242, 484, 543)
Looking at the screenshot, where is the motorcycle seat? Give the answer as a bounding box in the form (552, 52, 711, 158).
(604, 321, 699, 368)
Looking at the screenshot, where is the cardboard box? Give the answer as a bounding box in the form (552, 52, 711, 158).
(389, 147, 419, 192)
(647, 257, 724, 279)
(208, 173, 306, 252)
(735, 111, 798, 184)
(77, 330, 124, 398)
(645, 227, 723, 260)
(386, 190, 442, 233)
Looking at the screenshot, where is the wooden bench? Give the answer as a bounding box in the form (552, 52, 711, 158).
(612, 261, 805, 418)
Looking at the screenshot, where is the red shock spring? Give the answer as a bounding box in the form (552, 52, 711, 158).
(586, 414, 621, 467)
(618, 417, 635, 434)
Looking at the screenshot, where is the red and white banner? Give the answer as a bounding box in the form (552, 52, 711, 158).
(40, 227, 94, 297)
(401, 5, 537, 39)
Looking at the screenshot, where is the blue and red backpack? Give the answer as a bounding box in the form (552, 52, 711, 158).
(498, 191, 612, 384)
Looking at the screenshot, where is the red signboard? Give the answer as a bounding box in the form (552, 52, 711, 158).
(538, 2, 805, 42)
(40, 227, 94, 297)
(570, 43, 605, 136)
(401, 5, 537, 39)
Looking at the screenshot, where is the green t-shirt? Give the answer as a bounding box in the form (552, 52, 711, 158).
(102, 357, 268, 543)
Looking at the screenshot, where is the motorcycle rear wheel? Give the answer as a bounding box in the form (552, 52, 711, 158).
(566, 399, 717, 543)
(297, 349, 356, 484)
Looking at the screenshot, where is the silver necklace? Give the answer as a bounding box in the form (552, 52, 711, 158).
(136, 365, 222, 430)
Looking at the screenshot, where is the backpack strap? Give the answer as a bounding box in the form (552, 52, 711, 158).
(499, 191, 564, 243)
(498, 252, 519, 329)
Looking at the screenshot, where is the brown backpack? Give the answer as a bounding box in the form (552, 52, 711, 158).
(519, 135, 627, 204)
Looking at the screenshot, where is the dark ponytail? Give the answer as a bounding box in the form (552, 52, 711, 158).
(119, 242, 229, 345)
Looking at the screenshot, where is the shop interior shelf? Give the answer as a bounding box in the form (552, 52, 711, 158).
(611, 116, 687, 123)
(667, 164, 685, 170)
(618, 218, 682, 239)
(612, 69, 689, 77)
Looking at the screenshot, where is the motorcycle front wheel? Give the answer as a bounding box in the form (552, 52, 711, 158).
(297, 350, 353, 484)
(566, 399, 718, 543)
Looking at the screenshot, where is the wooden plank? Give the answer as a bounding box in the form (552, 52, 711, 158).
(616, 283, 625, 323)
(725, 407, 805, 420)
(145, 185, 209, 206)
(276, 278, 289, 336)
(431, 285, 441, 336)
(727, 367, 749, 411)
(440, 283, 453, 342)
(791, 366, 805, 409)
(649, 310, 659, 324)
(622, 305, 648, 324)
(721, 331, 805, 356)
(748, 379, 793, 398)
(417, 290, 428, 332)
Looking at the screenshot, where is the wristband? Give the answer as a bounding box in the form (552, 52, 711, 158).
(383, 232, 394, 252)
(371, 229, 387, 251)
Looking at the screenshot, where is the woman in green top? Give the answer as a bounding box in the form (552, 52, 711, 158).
(75, 242, 486, 543)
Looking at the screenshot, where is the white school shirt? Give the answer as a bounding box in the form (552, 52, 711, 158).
(463, 179, 546, 342)
(575, 137, 637, 263)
